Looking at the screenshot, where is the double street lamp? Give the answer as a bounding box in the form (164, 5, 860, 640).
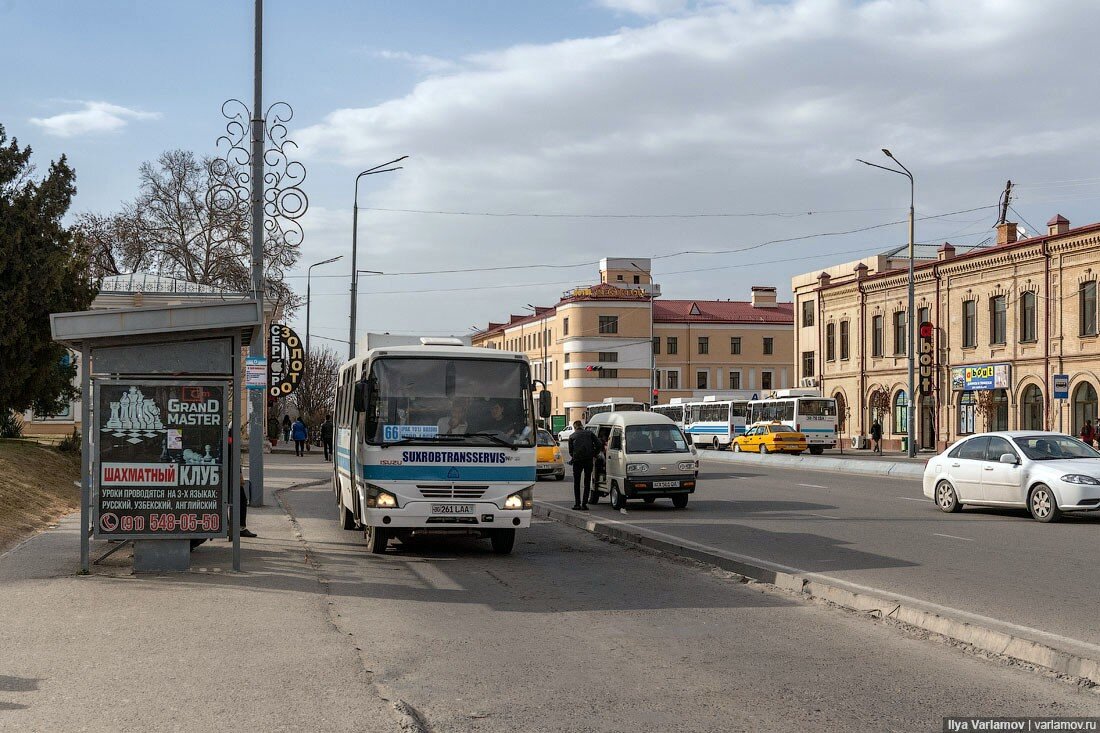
(858, 149, 916, 458)
(350, 156, 407, 360)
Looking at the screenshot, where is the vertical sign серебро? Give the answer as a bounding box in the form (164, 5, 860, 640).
(96, 383, 226, 538)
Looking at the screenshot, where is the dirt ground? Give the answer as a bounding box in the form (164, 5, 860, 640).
(0, 441, 80, 553)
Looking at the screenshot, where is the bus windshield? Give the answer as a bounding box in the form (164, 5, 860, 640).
(365, 357, 534, 447)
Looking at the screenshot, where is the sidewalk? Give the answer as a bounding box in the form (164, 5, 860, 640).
(0, 457, 396, 732)
(700, 446, 929, 478)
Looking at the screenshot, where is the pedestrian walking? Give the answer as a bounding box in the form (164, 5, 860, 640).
(267, 413, 280, 448)
(321, 414, 334, 461)
(870, 419, 883, 454)
(281, 414, 291, 444)
(1081, 420, 1095, 447)
(291, 417, 308, 457)
(567, 420, 602, 510)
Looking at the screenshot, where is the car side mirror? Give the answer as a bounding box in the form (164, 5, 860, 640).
(999, 453, 1019, 465)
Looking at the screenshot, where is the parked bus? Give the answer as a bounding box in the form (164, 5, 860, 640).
(651, 398, 686, 430)
(333, 336, 550, 554)
(584, 398, 648, 421)
(748, 390, 838, 454)
(682, 396, 750, 450)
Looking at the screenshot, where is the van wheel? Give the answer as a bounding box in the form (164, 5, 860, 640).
(490, 529, 516, 554)
(672, 494, 689, 509)
(364, 525, 389, 554)
(610, 481, 626, 510)
(340, 501, 357, 530)
(1028, 484, 1061, 523)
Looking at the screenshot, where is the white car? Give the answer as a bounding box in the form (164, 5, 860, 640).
(557, 425, 576, 443)
(923, 431, 1100, 523)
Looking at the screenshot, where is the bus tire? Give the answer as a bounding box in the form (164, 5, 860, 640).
(340, 500, 357, 530)
(809, 446, 824, 456)
(365, 525, 389, 554)
(712, 437, 720, 451)
(490, 529, 516, 554)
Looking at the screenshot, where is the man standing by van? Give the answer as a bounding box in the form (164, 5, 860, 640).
(567, 420, 602, 511)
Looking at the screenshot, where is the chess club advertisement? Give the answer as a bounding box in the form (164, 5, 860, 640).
(95, 382, 227, 538)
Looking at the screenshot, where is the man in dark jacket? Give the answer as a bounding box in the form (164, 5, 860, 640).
(567, 421, 602, 511)
(321, 415, 335, 461)
(870, 420, 883, 454)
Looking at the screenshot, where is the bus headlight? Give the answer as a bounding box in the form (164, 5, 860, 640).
(503, 488, 533, 510)
(678, 461, 696, 472)
(627, 463, 650, 474)
(365, 485, 398, 509)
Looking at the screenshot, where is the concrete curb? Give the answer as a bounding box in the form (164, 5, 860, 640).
(534, 501, 1100, 687)
(701, 449, 927, 478)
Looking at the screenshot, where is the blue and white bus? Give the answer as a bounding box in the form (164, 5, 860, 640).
(584, 398, 648, 421)
(748, 390, 838, 455)
(651, 399, 686, 430)
(682, 396, 750, 450)
(333, 337, 550, 555)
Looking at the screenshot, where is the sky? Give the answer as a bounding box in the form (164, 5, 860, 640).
(5, 0, 1100, 353)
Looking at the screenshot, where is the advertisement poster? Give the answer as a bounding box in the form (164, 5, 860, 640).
(950, 363, 1010, 392)
(95, 382, 226, 538)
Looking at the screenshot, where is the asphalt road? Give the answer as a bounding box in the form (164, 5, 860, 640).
(540, 454, 1100, 657)
(282, 476, 1100, 732)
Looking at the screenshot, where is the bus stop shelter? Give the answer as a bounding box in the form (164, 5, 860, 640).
(51, 300, 262, 573)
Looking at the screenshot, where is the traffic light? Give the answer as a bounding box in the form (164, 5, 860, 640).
(585, 365, 603, 372)
(652, 388, 659, 405)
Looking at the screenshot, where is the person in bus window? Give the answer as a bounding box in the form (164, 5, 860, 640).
(480, 401, 518, 439)
(437, 401, 469, 435)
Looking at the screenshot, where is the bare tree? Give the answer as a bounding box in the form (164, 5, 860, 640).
(293, 346, 340, 437)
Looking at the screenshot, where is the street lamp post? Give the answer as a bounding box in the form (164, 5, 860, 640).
(350, 156, 407, 360)
(526, 304, 548, 385)
(631, 263, 655, 405)
(858, 149, 916, 458)
(305, 255, 343, 361)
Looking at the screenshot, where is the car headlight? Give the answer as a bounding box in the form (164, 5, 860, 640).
(503, 488, 533, 510)
(365, 485, 398, 508)
(678, 461, 695, 471)
(554, 451, 562, 461)
(1060, 474, 1100, 485)
(626, 462, 650, 474)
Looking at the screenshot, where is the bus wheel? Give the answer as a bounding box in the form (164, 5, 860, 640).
(809, 446, 824, 456)
(712, 437, 721, 451)
(340, 501, 357, 530)
(490, 529, 516, 554)
(365, 525, 389, 554)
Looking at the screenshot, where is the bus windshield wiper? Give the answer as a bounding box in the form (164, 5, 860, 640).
(381, 434, 463, 448)
(458, 432, 519, 450)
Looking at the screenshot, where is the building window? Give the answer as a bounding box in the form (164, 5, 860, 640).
(802, 351, 815, 379)
(697, 371, 708, 390)
(1073, 382, 1098, 436)
(729, 371, 741, 389)
(872, 315, 884, 357)
(958, 391, 976, 435)
(730, 337, 741, 355)
(1081, 282, 1097, 336)
(802, 300, 814, 327)
(598, 315, 618, 334)
(918, 306, 930, 327)
(633, 275, 640, 284)
(1020, 384, 1043, 430)
(893, 390, 908, 434)
(599, 369, 618, 379)
(1021, 291, 1037, 342)
(667, 337, 678, 355)
(597, 352, 618, 362)
(892, 310, 907, 355)
(825, 323, 835, 362)
(963, 300, 977, 347)
(667, 371, 679, 390)
(616, 274, 623, 281)
(698, 336, 709, 355)
(840, 320, 850, 360)
(763, 337, 773, 355)
(761, 371, 773, 390)
(652, 336, 660, 355)
(990, 295, 1007, 345)
(563, 317, 569, 336)
(564, 352, 571, 363)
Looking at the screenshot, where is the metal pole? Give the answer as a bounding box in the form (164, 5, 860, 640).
(349, 199, 359, 360)
(232, 335, 241, 570)
(907, 186, 916, 457)
(247, 0, 265, 506)
(80, 346, 91, 574)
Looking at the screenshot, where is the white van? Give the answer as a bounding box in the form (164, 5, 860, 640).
(586, 412, 699, 510)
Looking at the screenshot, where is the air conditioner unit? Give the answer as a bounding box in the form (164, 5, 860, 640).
(851, 435, 867, 449)
(800, 377, 818, 388)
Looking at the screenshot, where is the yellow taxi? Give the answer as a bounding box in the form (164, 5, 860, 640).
(733, 422, 808, 455)
(537, 428, 566, 481)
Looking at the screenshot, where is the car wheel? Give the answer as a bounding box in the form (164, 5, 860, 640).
(672, 494, 689, 508)
(935, 481, 962, 513)
(1028, 484, 1062, 523)
(340, 500, 357, 530)
(610, 481, 626, 510)
(733, 442, 742, 453)
(364, 525, 389, 554)
(490, 529, 516, 554)
(759, 444, 770, 455)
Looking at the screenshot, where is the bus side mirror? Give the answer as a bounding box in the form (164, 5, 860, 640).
(538, 391, 552, 419)
(353, 380, 370, 412)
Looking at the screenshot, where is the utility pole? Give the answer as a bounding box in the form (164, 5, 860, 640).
(248, 0, 265, 505)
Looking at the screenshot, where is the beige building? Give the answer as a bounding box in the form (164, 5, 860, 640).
(472, 259, 794, 424)
(793, 215, 1100, 451)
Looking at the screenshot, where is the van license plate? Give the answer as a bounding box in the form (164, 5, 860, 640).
(432, 504, 474, 514)
(652, 480, 679, 488)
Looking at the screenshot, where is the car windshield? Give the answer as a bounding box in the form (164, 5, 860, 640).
(364, 356, 534, 447)
(537, 430, 556, 446)
(625, 425, 690, 453)
(1012, 435, 1100, 460)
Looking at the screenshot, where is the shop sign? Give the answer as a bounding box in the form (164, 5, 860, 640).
(950, 363, 1010, 391)
(268, 324, 304, 397)
(918, 322, 934, 396)
(563, 283, 648, 299)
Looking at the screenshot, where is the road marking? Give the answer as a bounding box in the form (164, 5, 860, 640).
(932, 533, 974, 542)
(806, 512, 840, 520)
(406, 561, 464, 591)
(898, 497, 926, 502)
(797, 483, 828, 489)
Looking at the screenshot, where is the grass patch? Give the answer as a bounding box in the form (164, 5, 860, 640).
(0, 440, 81, 553)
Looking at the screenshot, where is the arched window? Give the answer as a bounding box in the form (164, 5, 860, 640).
(893, 390, 908, 434)
(990, 389, 1009, 431)
(1020, 384, 1043, 430)
(1073, 382, 1097, 436)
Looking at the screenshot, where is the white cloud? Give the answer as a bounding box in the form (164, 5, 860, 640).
(374, 50, 458, 74)
(30, 101, 160, 138)
(290, 0, 1100, 334)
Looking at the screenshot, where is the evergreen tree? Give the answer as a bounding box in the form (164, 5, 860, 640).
(0, 124, 96, 416)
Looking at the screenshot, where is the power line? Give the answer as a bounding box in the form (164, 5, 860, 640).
(359, 205, 902, 219)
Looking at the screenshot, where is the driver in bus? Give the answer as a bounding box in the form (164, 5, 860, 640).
(479, 400, 527, 442)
